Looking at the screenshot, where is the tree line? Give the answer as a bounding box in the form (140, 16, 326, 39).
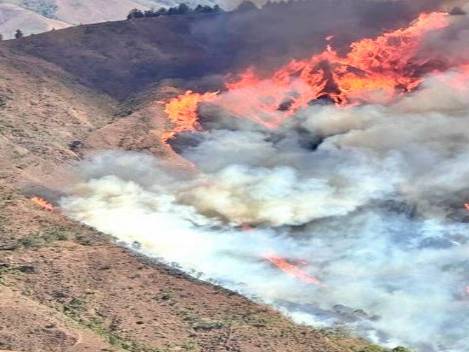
(127, 3, 223, 20)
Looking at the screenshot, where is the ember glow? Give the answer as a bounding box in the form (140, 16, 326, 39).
(61, 7, 469, 352)
(31, 196, 54, 211)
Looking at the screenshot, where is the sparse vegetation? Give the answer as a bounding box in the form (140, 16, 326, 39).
(160, 291, 173, 301)
(358, 346, 386, 352)
(357, 345, 413, 352)
(63, 296, 166, 352)
(15, 29, 24, 39)
(18, 227, 70, 248)
(180, 340, 200, 351)
(392, 348, 412, 352)
(0, 263, 33, 285)
(191, 319, 224, 331)
(0, 95, 7, 107)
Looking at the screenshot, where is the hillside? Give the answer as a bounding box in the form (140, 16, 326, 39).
(0, 1, 457, 350)
(0, 17, 375, 352)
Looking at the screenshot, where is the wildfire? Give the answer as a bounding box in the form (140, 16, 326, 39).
(264, 253, 322, 286)
(31, 196, 54, 211)
(162, 11, 452, 138)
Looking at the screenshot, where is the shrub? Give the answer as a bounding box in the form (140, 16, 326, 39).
(15, 29, 24, 39)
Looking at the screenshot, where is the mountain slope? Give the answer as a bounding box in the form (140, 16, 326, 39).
(0, 41, 373, 352)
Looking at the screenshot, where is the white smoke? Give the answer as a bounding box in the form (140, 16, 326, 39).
(60, 66, 469, 351)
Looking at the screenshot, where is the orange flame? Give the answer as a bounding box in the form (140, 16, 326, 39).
(31, 197, 54, 211)
(221, 12, 450, 125)
(162, 12, 452, 137)
(162, 90, 218, 143)
(264, 253, 322, 286)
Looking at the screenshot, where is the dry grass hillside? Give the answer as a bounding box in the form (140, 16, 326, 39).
(0, 2, 68, 39)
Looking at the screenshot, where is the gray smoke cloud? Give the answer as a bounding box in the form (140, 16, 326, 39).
(60, 65, 469, 352)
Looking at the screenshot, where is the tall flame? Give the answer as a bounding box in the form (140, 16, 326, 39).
(162, 90, 218, 143)
(162, 12, 452, 139)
